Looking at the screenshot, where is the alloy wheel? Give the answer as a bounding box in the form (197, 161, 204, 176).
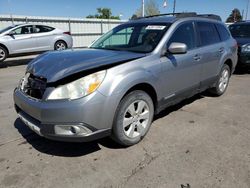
(0, 48, 6, 61)
(123, 100, 150, 138)
(55, 42, 66, 50)
(218, 69, 229, 93)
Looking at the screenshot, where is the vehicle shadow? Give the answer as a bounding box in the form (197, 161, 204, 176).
(14, 118, 122, 157)
(154, 94, 204, 120)
(0, 57, 34, 68)
(14, 94, 205, 157)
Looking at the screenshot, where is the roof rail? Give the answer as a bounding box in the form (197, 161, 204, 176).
(197, 14, 222, 21)
(135, 12, 222, 21)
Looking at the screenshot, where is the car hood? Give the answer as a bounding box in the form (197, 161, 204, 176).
(27, 48, 146, 83)
(234, 37, 250, 46)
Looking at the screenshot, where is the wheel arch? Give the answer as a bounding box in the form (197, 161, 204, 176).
(224, 59, 233, 74)
(0, 43, 9, 55)
(122, 83, 158, 110)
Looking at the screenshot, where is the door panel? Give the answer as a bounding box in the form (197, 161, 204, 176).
(160, 22, 201, 101)
(32, 25, 56, 51)
(160, 50, 202, 98)
(8, 25, 37, 54)
(196, 22, 223, 83)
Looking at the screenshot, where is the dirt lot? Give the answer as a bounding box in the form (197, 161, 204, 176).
(0, 57, 249, 188)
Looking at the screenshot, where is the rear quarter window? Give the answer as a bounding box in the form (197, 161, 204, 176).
(35, 25, 55, 33)
(197, 22, 221, 46)
(216, 24, 231, 41)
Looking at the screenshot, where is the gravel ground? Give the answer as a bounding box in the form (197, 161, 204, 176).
(0, 56, 249, 188)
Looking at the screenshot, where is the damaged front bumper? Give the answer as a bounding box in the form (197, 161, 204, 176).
(14, 88, 112, 142)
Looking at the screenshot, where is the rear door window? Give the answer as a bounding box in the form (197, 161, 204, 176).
(197, 22, 221, 46)
(216, 24, 231, 41)
(168, 22, 196, 50)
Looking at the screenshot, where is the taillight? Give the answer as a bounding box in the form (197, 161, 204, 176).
(63, 31, 71, 35)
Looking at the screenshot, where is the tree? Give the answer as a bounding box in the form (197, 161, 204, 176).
(226, 8, 243, 23)
(132, 0, 160, 18)
(87, 8, 120, 20)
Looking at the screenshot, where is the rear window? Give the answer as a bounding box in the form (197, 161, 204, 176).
(216, 24, 231, 41)
(197, 22, 221, 46)
(229, 24, 250, 38)
(35, 25, 54, 33)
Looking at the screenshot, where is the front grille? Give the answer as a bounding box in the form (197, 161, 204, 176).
(22, 74, 47, 99)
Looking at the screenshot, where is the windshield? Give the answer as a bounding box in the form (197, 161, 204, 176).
(0, 25, 16, 34)
(229, 24, 250, 38)
(90, 23, 171, 53)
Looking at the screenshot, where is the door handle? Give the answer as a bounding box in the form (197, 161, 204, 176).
(219, 47, 224, 53)
(193, 54, 201, 61)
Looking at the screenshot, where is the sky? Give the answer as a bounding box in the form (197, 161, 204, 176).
(0, 0, 248, 22)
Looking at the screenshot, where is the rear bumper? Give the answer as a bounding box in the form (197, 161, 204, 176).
(13, 88, 113, 142)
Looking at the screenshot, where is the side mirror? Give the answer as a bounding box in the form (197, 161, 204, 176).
(168, 42, 187, 54)
(6, 32, 14, 37)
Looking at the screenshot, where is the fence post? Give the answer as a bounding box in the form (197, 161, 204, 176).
(68, 19, 71, 33)
(100, 19, 103, 34)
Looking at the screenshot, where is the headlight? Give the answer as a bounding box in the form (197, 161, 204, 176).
(47, 70, 106, 100)
(241, 44, 250, 53)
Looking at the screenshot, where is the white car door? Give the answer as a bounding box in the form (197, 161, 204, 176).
(8, 25, 37, 54)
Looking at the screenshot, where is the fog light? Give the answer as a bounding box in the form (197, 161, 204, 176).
(54, 124, 92, 136)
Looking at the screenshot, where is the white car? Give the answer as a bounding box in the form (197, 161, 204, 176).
(0, 24, 73, 63)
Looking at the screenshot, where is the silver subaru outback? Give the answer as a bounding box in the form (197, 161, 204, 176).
(14, 13, 238, 146)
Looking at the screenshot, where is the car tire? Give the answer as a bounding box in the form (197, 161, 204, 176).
(208, 64, 230, 96)
(0, 46, 7, 63)
(54, 41, 67, 51)
(111, 90, 154, 146)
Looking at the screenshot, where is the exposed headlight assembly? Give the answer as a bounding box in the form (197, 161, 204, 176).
(241, 44, 250, 53)
(47, 70, 106, 100)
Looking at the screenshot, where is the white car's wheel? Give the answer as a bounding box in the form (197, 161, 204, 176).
(0, 46, 7, 63)
(54, 41, 67, 51)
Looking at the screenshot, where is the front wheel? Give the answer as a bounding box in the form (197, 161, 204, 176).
(0, 46, 7, 63)
(54, 41, 67, 51)
(208, 64, 230, 96)
(111, 90, 154, 146)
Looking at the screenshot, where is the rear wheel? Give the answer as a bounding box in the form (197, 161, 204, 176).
(208, 64, 230, 96)
(111, 90, 154, 146)
(0, 46, 7, 63)
(54, 41, 67, 51)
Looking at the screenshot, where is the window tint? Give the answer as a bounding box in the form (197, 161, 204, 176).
(12, 25, 34, 35)
(229, 24, 250, 38)
(168, 22, 196, 50)
(216, 24, 231, 41)
(34, 25, 54, 33)
(197, 22, 221, 46)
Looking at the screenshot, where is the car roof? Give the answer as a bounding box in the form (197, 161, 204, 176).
(128, 13, 222, 25)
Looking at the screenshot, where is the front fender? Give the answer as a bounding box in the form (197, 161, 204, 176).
(98, 68, 159, 99)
